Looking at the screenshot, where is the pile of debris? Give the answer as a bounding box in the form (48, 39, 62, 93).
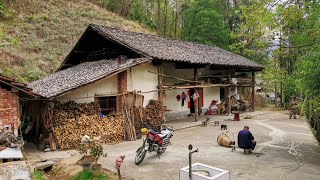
(53, 102, 124, 150)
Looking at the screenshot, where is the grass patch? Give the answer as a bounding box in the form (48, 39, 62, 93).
(74, 170, 108, 180)
(0, 0, 151, 82)
(33, 170, 46, 180)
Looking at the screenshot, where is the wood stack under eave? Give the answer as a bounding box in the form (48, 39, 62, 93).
(143, 100, 164, 131)
(133, 107, 143, 139)
(52, 102, 124, 150)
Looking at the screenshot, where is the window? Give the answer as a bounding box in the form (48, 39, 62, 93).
(96, 96, 117, 115)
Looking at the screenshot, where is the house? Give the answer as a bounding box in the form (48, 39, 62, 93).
(0, 74, 38, 136)
(28, 24, 264, 120)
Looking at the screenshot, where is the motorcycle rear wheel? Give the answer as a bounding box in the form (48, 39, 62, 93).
(135, 147, 147, 165)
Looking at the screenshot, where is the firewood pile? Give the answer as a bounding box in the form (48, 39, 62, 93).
(131, 100, 164, 138)
(133, 107, 143, 139)
(142, 100, 164, 131)
(53, 101, 100, 126)
(52, 102, 124, 149)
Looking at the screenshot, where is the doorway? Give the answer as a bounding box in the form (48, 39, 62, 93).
(189, 88, 195, 113)
(220, 87, 226, 100)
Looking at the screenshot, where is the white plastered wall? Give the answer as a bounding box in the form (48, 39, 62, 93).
(56, 75, 118, 103)
(161, 62, 222, 113)
(127, 63, 158, 107)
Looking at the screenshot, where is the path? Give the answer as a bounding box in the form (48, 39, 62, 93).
(99, 110, 320, 180)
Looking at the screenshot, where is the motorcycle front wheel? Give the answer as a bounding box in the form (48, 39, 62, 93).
(135, 147, 147, 165)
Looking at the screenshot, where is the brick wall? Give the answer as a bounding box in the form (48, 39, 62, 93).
(0, 87, 19, 135)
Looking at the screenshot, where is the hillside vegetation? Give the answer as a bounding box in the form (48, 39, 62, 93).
(0, 0, 150, 82)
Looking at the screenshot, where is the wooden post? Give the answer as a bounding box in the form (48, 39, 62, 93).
(252, 71, 256, 112)
(157, 64, 163, 104)
(227, 70, 231, 115)
(300, 96, 307, 118)
(308, 97, 312, 124)
(194, 68, 198, 121)
(274, 58, 278, 107)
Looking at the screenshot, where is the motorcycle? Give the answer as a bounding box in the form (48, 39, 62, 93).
(135, 124, 174, 165)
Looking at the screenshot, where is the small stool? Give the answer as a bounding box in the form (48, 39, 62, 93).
(214, 121, 220, 126)
(244, 149, 252, 154)
(230, 145, 236, 152)
(232, 111, 240, 121)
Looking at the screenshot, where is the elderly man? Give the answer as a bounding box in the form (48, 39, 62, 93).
(238, 126, 256, 153)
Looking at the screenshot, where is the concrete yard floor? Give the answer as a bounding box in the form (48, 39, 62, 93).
(99, 110, 320, 180)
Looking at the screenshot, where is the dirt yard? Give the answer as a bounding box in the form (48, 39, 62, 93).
(99, 109, 320, 180)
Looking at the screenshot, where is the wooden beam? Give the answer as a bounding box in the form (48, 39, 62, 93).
(157, 65, 163, 104)
(148, 71, 201, 83)
(252, 71, 256, 111)
(194, 68, 198, 122)
(162, 84, 230, 89)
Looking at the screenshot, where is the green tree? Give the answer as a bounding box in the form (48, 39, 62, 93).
(229, 0, 274, 63)
(184, 0, 229, 48)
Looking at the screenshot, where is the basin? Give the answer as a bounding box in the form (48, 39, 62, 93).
(179, 163, 229, 180)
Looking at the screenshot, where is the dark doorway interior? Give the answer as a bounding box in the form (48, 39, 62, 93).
(220, 87, 226, 100)
(189, 88, 195, 113)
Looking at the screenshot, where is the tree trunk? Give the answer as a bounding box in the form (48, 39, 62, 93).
(163, 0, 168, 36)
(157, 0, 161, 35)
(316, 107, 320, 141)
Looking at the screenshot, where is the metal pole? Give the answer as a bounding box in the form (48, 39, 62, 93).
(188, 144, 198, 180)
(189, 151, 192, 179)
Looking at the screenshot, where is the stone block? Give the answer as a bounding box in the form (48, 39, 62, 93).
(35, 160, 55, 170)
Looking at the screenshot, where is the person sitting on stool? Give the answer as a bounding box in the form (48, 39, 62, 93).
(238, 126, 256, 153)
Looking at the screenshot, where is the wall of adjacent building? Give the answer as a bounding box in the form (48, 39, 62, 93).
(0, 87, 19, 135)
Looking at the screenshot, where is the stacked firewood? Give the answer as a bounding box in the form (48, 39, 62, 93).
(53, 102, 124, 149)
(143, 100, 164, 131)
(133, 107, 143, 139)
(53, 101, 100, 126)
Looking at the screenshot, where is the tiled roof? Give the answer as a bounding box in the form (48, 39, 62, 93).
(0, 74, 39, 97)
(89, 24, 264, 69)
(28, 58, 149, 98)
